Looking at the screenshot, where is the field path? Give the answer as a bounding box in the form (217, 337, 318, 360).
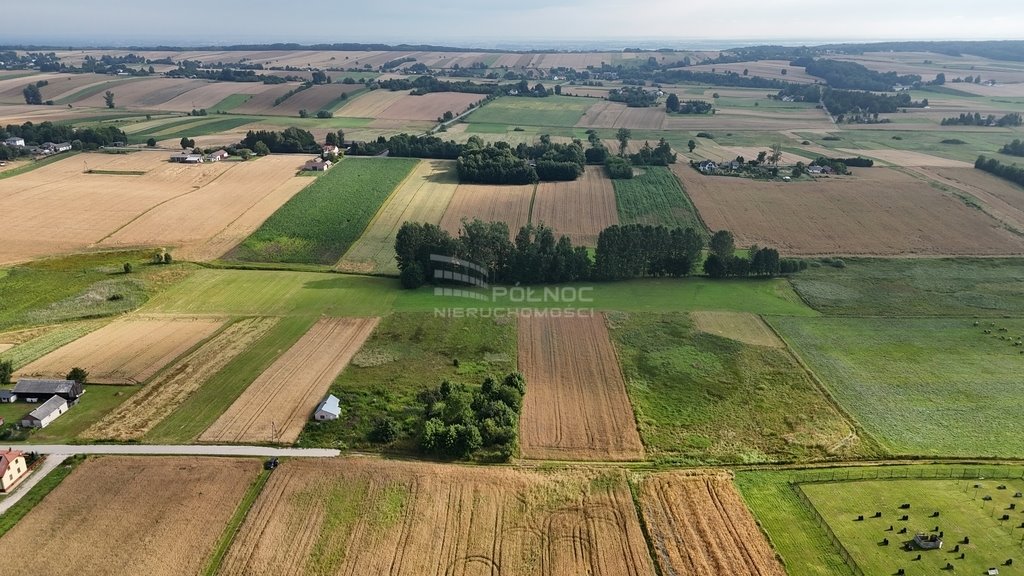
(1, 444, 339, 457)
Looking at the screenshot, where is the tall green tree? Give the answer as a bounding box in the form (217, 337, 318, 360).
(616, 128, 632, 157)
(104, 90, 115, 109)
(709, 230, 735, 260)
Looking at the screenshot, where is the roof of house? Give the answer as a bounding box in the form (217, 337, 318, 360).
(14, 378, 81, 397)
(210, 149, 229, 157)
(0, 450, 24, 477)
(316, 394, 341, 416)
(26, 395, 67, 421)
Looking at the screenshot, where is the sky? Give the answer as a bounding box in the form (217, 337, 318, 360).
(4, 1, 1023, 49)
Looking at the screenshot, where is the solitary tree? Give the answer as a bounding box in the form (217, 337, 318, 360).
(66, 367, 89, 385)
(616, 128, 632, 157)
(687, 139, 696, 153)
(146, 137, 157, 148)
(104, 90, 115, 109)
(23, 83, 42, 105)
(123, 262, 133, 274)
(666, 93, 680, 113)
(709, 230, 735, 260)
(768, 142, 783, 166)
(179, 137, 194, 150)
(0, 360, 12, 385)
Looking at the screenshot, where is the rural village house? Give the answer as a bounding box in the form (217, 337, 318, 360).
(3, 137, 25, 147)
(207, 149, 229, 162)
(0, 450, 28, 492)
(313, 394, 341, 421)
(21, 395, 69, 429)
(0, 389, 16, 403)
(322, 144, 339, 155)
(13, 378, 84, 404)
(169, 152, 204, 164)
(303, 158, 332, 172)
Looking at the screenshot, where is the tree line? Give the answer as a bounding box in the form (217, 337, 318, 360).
(0, 121, 127, 156)
(976, 155, 1024, 188)
(793, 57, 921, 91)
(607, 86, 659, 107)
(1000, 139, 1024, 157)
(703, 230, 807, 278)
(238, 128, 319, 154)
(666, 95, 713, 114)
(941, 112, 1022, 127)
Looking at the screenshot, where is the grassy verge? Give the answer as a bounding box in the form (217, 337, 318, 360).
(202, 467, 271, 576)
(230, 157, 418, 264)
(0, 455, 83, 538)
(613, 166, 707, 234)
(145, 315, 318, 443)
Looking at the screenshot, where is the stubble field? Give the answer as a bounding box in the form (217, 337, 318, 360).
(440, 183, 535, 238)
(218, 458, 655, 576)
(199, 317, 378, 444)
(518, 314, 645, 461)
(533, 168, 619, 245)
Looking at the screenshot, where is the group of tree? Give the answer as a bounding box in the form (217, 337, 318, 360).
(976, 155, 1024, 188)
(652, 69, 790, 90)
(22, 80, 51, 105)
(238, 128, 318, 154)
(418, 373, 525, 461)
(1, 121, 126, 152)
(605, 156, 633, 179)
(456, 146, 537, 184)
(628, 139, 676, 166)
(822, 88, 925, 116)
(165, 61, 295, 84)
(666, 95, 713, 114)
(377, 75, 498, 96)
(703, 231, 807, 278)
(349, 133, 463, 159)
(1000, 139, 1024, 157)
(593, 224, 705, 279)
(793, 57, 921, 91)
(455, 136, 585, 184)
(941, 112, 1023, 127)
(607, 86, 659, 107)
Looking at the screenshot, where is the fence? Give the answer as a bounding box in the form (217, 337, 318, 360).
(791, 483, 866, 576)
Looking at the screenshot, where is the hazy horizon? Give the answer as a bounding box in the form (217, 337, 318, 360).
(4, 0, 1023, 50)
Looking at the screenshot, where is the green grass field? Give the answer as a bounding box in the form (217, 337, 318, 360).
(464, 95, 594, 127)
(795, 128, 1024, 164)
(208, 94, 253, 113)
(143, 269, 816, 317)
(0, 321, 105, 369)
(607, 312, 864, 464)
(613, 166, 707, 233)
(0, 385, 136, 443)
(231, 157, 418, 264)
(299, 312, 517, 451)
(789, 258, 1024, 316)
(803, 477, 1024, 576)
(772, 316, 1024, 457)
(144, 315, 317, 443)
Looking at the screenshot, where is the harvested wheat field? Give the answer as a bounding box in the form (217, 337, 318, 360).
(338, 160, 458, 274)
(200, 317, 378, 444)
(691, 312, 783, 348)
(98, 154, 313, 260)
(533, 169, 618, 246)
(440, 183, 535, 238)
(836, 148, 972, 167)
(721, 146, 810, 166)
(640, 471, 785, 576)
(916, 166, 1024, 222)
(73, 77, 208, 107)
(674, 164, 1024, 255)
(577, 101, 665, 130)
(518, 314, 644, 461)
(16, 316, 224, 384)
(229, 83, 302, 115)
(271, 83, 366, 116)
(151, 80, 271, 111)
(0, 456, 259, 576)
(373, 92, 486, 121)
(82, 317, 278, 440)
(334, 89, 411, 118)
(219, 458, 655, 576)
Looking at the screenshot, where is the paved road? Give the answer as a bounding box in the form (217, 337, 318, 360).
(2, 444, 340, 458)
(0, 454, 68, 515)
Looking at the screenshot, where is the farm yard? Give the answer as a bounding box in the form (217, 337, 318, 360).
(199, 317, 378, 444)
(0, 456, 260, 576)
(532, 168, 619, 246)
(16, 315, 224, 384)
(218, 458, 655, 576)
(518, 314, 645, 461)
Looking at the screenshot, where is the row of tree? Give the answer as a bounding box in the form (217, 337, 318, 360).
(976, 155, 1024, 188)
(607, 86, 659, 107)
(703, 231, 807, 278)
(1, 121, 127, 150)
(1000, 139, 1024, 157)
(941, 112, 1023, 127)
(794, 57, 921, 91)
(237, 128, 319, 154)
(666, 95, 713, 114)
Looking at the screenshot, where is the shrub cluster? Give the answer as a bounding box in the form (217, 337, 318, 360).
(419, 373, 525, 460)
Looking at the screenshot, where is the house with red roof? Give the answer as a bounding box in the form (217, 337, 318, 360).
(0, 450, 28, 493)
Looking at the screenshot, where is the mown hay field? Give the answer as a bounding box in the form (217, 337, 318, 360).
(0, 456, 259, 576)
(16, 315, 224, 385)
(518, 314, 645, 461)
(533, 168, 618, 246)
(691, 311, 784, 348)
(219, 458, 655, 576)
(200, 317, 378, 444)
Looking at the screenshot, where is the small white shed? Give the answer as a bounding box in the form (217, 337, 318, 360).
(313, 394, 341, 421)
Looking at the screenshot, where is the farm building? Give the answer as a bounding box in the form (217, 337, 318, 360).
(169, 152, 204, 164)
(13, 378, 84, 404)
(913, 533, 943, 550)
(303, 158, 332, 172)
(697, 160, 718, 173)
(322, 144, 340, 155)
(21, 395, 69, 429)
(40, 142, 72, 154)
(207, 149, 229, 162)
(0, 389, 16, 403)
(0, 450, 28, 492)
(807, 165, 834, 175)
(313, 394, 341, 421)
(3, 137, 25, 147)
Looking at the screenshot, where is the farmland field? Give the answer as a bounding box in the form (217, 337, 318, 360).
(532, 168, 619, 246)
(269, 83, 366, 116)
(464, 95, 594, 127)
(802, 477, 1024, 576)
(16, 316, 224, 384)
(608, 312, 863, 463)
(640, 471, 786, 576)
(337, 159, 458, 274)
(439, 182, 535, 238)
(691, 311, 784, 347)
(577, 101, 665, 130)
(613, 166, 706, 232)
(909, 166, 1024, 233)
(371, 91, 487, 121)
(0, 456, 259, 576)
(518, 314, 645, 461)
(675, 164, 1024, 255)
(771, 316, 1024, 457)
(200, 317, 378, 444)
(231, 157, 418, 264)
(82, 317, 279, 440)
(333, 88, 412, 118)
(219, 458, 655, 576)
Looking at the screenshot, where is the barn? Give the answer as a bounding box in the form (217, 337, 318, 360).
(14, 378, 84, 404)
(313, 394, 341, 421)
(21, 395, 69, 429)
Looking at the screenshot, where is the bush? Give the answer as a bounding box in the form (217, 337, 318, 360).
(368, 416, 399, 443)
(123, 262, 133, 274)
(66, 367, 89, 385)
(605, 156, 633, 179)
(696, 132, 714, 139)
(146, 138, 157, 147)
(0, 360, 12, 385)
(162, 252, 173, 264)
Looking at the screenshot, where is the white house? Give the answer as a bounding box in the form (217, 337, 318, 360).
(0, 450, 28, 493)
(3, 137, 25, 147)
(21, 395, 69, 429)
(322, 144, 339, 156)
(303, 158, 332, 172)
(207, 149, 229, 162)
(313, 394, 341, 421)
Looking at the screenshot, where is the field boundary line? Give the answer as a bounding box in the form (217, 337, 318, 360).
(668, 164, 712, 236)
(626, 473, 666, 576)
(202, 467, 272, 576)
(336, 159, 422, 266)
(789, 482, 865, 576)
(526, 182, 538, 225)
(760, 315, 888, 458)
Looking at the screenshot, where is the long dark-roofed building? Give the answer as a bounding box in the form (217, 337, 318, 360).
(13, 378, 84, 404)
